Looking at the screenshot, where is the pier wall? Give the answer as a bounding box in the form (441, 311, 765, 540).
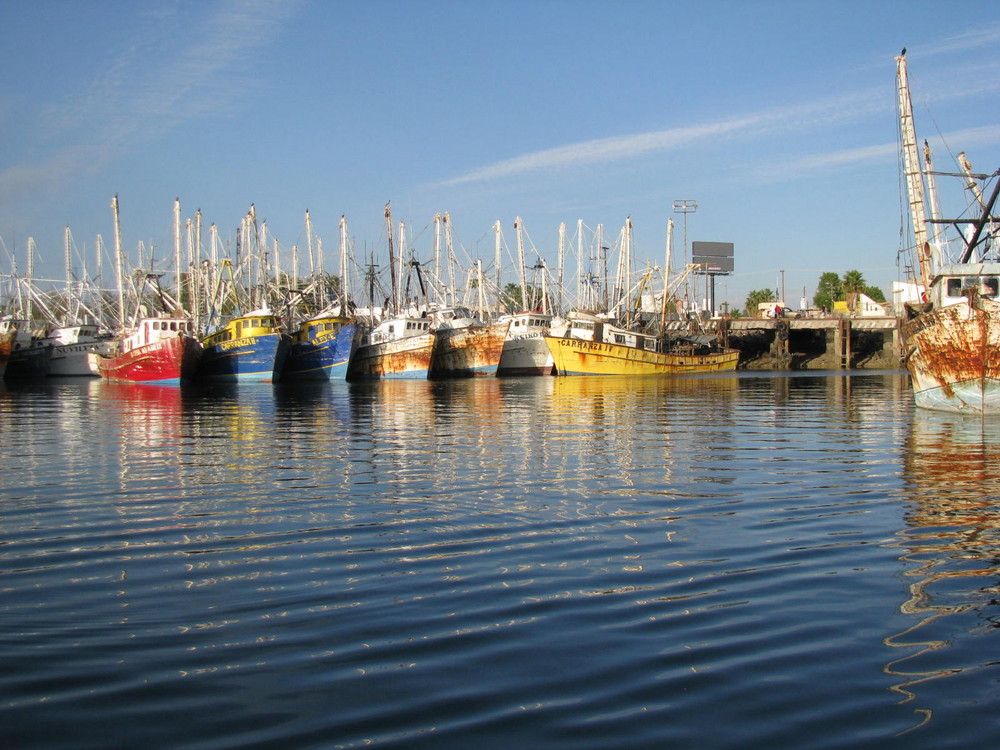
(666, 317, 902, 370)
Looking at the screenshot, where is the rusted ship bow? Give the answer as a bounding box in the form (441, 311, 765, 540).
(896, 49, 1000, 414)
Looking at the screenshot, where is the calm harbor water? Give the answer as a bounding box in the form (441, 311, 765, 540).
(2, 371, 1000, 749)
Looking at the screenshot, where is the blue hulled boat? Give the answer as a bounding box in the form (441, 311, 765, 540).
(198, 310, 290, 383)
(282, 313, 356, 381)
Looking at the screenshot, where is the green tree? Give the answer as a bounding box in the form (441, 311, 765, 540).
(814, 272, 842, 311)
(864, 285, 886, 303)
(842, 269, 866, 294)
(502, 283, 544, 312)
(744, 288, 775, 315)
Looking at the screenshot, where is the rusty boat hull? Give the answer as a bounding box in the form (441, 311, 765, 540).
(347, 332, 436, 380)
(430, 321, 510, 378)
(902, 296, 1000, 414)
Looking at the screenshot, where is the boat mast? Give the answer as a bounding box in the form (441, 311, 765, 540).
(493, 221, 502, 310)
(64, 226, 73, 324)
(895, 50, 933, 291)
(305, 209, 315, 278)
(958, 152, 987, 213)
(444, 212, 455, 308)
(339, 214, 349, 315)
(922, 141, 948, 262)
(433, 213, 443, 306)
(112, 195, 125, 331)
(661, 218, 674, 331)
(514, 217, 527, 310)
(385, 203, 397, 314)
(25, 237, 35, 326)
(173, 198, 182, 309)
(557, 222, 566, 314)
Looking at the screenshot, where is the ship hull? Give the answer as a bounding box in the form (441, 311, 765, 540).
(94, 335, 202, 385)
(903, 298, 1000, 414)
(283, 322, 356, 381)
(48, 341, 114, 376)
(5, 344, 52, 379)
(431, 322, 509, 378)
(347, 332, 436, 380)
(546, 336, 740, 376)
(198, 332, 290, 383)
(497, 332, 554, 376)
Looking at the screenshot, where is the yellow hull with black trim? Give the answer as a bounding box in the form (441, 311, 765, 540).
(545, 335, 739, 376)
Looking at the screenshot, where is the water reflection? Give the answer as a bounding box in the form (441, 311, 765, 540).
(888, 410, 1000, 730)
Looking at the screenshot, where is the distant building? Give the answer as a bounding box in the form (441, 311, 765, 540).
(835, 293, 890, 317)
(891, 280, 924, 308)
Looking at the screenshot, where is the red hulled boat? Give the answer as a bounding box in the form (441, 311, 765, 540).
(92, 314, 202, 385)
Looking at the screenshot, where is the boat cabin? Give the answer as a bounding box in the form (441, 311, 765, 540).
(123, 316, 196, 353)
(931, 263, 1000, 306)
(370, 316, 431, 344)
(204, 314, 282, 347)
(296, 316, 351, 343)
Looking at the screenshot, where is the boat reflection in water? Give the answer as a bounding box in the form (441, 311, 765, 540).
(887, 410, 1000, 731)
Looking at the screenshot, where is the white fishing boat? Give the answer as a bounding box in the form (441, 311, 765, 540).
(895, 49, 1000, 414)
(44, 324, 114, 376)
(496, 310, 556, 376)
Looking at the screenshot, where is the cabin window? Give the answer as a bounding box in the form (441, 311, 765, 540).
(615, 334, 625, 344)
(388, 325, 396, 335)
(983, 278, 999, 297)
(947, 277, 963, 296)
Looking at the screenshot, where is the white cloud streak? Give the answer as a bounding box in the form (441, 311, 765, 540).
(436, 88, 888, 187)
(438, 26, 1000, 190)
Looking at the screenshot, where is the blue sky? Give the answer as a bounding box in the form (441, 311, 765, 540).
(2, 0, 999, 311)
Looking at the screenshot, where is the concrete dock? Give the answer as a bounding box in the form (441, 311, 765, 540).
(665, 316, 902, 370)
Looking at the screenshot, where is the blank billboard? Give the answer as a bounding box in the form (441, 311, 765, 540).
(692, 241, 734, 273)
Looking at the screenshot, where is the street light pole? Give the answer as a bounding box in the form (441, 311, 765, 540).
(673, 199, 697, 311)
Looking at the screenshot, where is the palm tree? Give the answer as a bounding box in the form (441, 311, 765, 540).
(842, 270, 866, 294)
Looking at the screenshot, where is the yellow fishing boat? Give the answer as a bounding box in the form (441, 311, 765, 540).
(544, 312, 738, 376)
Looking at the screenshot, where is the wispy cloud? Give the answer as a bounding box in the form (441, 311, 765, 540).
(918, 22, 1000, 57)
(0, 0, 301, 204)
(755, 125, 1000, 185)
(438, 30, 1000, 191)
(437, 87, 891, 188)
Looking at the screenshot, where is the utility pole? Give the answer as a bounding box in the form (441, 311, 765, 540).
(673, 200, 697, 310)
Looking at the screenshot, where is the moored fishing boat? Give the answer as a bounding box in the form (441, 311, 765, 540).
(0, 317, 14, 378)
(283, 313, 356, 381)
(91, 314, 202, 385)
(895, 49, 1000, 413)
(347, 313, 436, 380)
(44, 324, 114, 376)
(545, 311, 738, 376)
(198, 310, 291, 383)
(3, 319, 52, 379)
(429, 307, 510, 378)
(496, 310, 556, 376)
